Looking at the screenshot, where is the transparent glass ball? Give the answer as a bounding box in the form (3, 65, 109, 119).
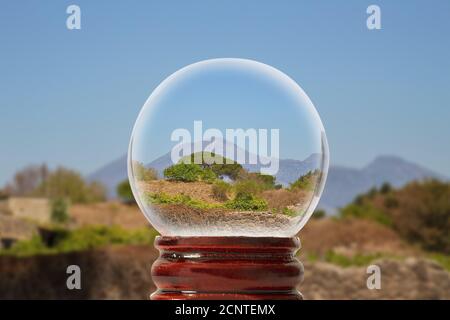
(128, 58, 329, 237)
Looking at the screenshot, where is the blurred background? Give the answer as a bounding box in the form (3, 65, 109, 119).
(0, 1, 449, 299)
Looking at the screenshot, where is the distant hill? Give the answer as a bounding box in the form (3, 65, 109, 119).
(320, 156, 446, 213)
(88, 152, 446, 213)
(87, 154, 128, 198)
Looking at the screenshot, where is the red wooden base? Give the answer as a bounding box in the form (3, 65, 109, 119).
(151, 236, 304, 300)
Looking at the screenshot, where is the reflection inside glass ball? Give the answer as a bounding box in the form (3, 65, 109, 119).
(128, 58, 329, 237)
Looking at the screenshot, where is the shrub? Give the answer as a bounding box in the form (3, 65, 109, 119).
(282, 207, 297, 217)
(0, 226, 158, 256)
(211, 162, 244, 180)
(380, 182, 392, 194)
(313, 209, 326, 219)
(225, 197, 268, 211)
(234, 180, 262, 199)
(132, 161, 158, 181)
(200, 168, 217, 183)
(5, 164, 49, 196)
(212, 181, 231, 201)
(34, 167, 106, 203)
(340, 179, 450, 254)
(2, 236, 49, 256)
(340, 203, 392, 226)
(383, 195, 399, 209)
(164, 163, 205, 182)
(366, 187, 378, 199)
(289, 170, 320, 191)
(56, 226, 156, 252)
(256, 174, 276, 189)
(51, 198, 69, 223)
(238, 172, 276, 190)
(181, 152, 244, 180)
(390, 180, 450, 253)
(146, 192, 220, 210)
(116, 180, 135, 204)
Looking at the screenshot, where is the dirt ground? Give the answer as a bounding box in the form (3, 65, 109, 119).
(299, 218, 416, 257)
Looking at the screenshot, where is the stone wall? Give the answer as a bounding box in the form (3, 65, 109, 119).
(0, 197, 51, 224)
(0, 215, 36, 248)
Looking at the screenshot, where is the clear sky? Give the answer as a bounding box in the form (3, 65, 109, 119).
(1, 1, 450, 185)
(130, 58, 325, 166)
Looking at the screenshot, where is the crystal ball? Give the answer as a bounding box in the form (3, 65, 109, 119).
(128, 58, 329, 237)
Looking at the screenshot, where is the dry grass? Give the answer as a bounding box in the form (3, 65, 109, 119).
(299, 218, 416, 257)
(262, 189, 310, 210)
(139, 180, 312, 209)
(137, 180, 221, 204)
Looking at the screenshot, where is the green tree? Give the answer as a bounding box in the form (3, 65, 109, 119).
(340, 179, 450, 254)
(238, 172, 276, 190)
(5, 164, 49, 196)
(51, 198, 69, 223)
(380, 182, 392, 194)
(340, 202, 392, 226)
(181, 152, 244, 180)
(313, 209, 326, 219)
(391, 180, 450, 253)
(164, 163, 201, 182)
(117, 180, 135, 204)
(34, 167, 106, 203)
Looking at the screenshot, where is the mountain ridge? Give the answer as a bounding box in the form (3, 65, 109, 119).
(87, 153, 446, 214)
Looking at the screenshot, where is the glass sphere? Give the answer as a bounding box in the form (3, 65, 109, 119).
(128, 58, 329, 237)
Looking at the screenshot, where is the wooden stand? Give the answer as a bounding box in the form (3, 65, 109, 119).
(151, 236, 304, 300)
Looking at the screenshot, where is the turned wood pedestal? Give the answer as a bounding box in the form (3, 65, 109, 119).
(151, 236, 304, 300)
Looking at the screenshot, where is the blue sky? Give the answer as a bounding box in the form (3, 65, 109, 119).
(130, 58, 325, 166)
(1, 1, 450, 185)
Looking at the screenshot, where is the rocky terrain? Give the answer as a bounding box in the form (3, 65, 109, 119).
(303, 258, 450, 300)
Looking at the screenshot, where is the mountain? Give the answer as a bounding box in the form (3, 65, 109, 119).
(319, 156, 446, 213)
(87, 154, 128, 198)
(138, 139, 321, 184)
(145, 148, 321, 186)
(88, 153, 446, 212)
(272, 154, 322, 186)
(87, 145, 320, 198)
